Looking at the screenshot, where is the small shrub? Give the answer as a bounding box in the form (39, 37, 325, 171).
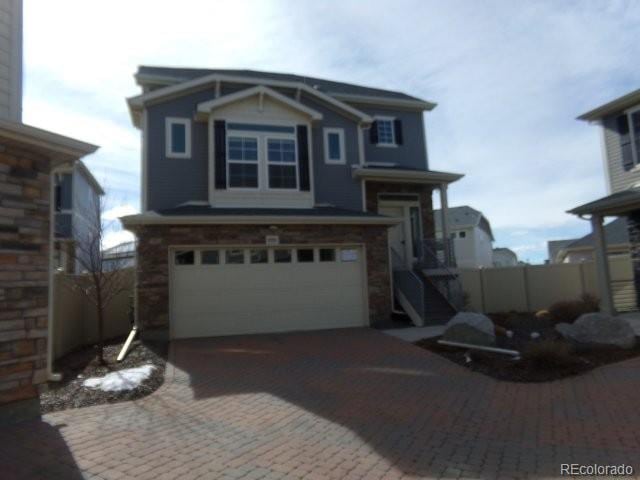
(521, 340, 580, 371)
(548, 293, 599, 325)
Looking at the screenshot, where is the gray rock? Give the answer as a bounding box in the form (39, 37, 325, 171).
(443, 312, 495, 346)
(554, 313, 636, 350)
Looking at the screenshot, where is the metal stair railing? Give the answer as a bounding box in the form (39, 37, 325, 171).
(390, 248, 425, 324)
(417, 240, 465, 311)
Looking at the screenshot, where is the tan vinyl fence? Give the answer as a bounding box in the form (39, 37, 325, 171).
(459, 255, 638, 314)
(53, 269, 134, 359)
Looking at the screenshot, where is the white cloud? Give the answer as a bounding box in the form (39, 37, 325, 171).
(103, 204, 139, 221)
(21, 0, 640, 264)
(102, 229, 134, 251)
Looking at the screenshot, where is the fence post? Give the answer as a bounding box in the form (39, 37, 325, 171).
(523, 265, 531, 312)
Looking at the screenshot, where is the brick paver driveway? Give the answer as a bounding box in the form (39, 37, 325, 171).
(2, 329, 640, 479)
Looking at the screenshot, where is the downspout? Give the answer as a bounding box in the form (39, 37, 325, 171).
(47, 166, 63, 381)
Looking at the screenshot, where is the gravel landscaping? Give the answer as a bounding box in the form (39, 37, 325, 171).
(40, 337, 167, 413)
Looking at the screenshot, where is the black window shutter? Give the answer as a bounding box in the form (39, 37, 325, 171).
(618, 115, 634, 171)
(297, 125, 310, 191)
(369, 121, 378, 144)
(394, 119, 403, 145)
(214, 120, 227, 189)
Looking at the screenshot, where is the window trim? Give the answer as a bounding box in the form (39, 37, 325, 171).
(624, 105, 640, 167)
(266, 134, 299, 191)
(226, 134, 260, 190)
(165, 117, 191, 159)
(323, 128, 346, 164)
(374, 116, 397, 147)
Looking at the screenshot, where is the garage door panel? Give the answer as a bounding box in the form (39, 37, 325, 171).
(171, 246, 366, 338)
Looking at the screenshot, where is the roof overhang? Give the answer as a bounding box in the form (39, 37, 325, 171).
(332, 93, 436, 111)
(352, 167, 463, 185)
(195, 85, 323, 122)
(127, 73, 374, 128)
(0, 119, 98, 161)
(120, 212, 402, 228)
(577, 88, 640, 122)
(568, 189, 640, 217)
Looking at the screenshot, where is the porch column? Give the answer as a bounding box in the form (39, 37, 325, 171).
(591, 214, 615, 315)
(439, 183, 451, 267)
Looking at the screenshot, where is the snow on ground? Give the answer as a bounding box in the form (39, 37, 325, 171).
(83, 365, 155, 392)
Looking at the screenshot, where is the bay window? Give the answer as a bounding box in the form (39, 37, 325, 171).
(227, 136, 259, 188)
(267, 138, 297, 189)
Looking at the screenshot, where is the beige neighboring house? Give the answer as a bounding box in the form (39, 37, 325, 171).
(492, 247, 518, 267)
(548, 218, 630, 264)
(0, 0, 98, 422)
(434, 206, 494, 268)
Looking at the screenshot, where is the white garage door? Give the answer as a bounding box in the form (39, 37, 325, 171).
(170, 246, 366, 339)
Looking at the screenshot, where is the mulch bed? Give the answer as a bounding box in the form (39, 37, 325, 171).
(416, 312, 640, 383)
(40, 337, 168, 414)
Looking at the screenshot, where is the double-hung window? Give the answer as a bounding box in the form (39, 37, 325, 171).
(376, 117, 395, 146)
(267, 138, 297, 189)
(166, 118, 191, 158)
(227, 136, 259, 188)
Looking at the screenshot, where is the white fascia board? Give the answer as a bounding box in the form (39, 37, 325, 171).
(120, 213, 402, 228)
(332, 93, 437, 111)
(127, 73, 373, 124)
(352, 167, 464, 184)
(197, 85, 323, 121)
(76, 160, 105, 195)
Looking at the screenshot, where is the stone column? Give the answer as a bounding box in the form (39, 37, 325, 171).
(626, 210, 640, 309)
(591, 214, 614, 315)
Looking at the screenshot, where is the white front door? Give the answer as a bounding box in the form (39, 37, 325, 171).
(379, 206, 408, 266)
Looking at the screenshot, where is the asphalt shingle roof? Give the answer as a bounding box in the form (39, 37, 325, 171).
(567, 217, 629, 249)
(137, 66, 429, 104)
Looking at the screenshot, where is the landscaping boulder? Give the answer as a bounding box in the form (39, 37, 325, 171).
(443, 312, 496, 346)
(555, 313, 636, 350)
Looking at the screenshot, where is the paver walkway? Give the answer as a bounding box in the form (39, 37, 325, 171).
(1, 328, 639, 479)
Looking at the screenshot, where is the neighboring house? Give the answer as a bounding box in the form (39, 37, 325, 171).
(569, 89, 640, 314)
(434, 206, 494, 268)
(547, 239, 575, 264)
(492, 247, 518, 267)
(121, 67, 464, 340)
(102, 240, 136, 271)
(549, 218, 629, 264)
(53, 160, 104, 273)
(0, 0, 98, 422)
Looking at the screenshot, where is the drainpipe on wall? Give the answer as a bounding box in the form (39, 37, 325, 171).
(47, 165, 64, 382)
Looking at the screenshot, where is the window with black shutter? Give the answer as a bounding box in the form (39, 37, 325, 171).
(214, 120, 227, 188)
(618, 113, 635, 171)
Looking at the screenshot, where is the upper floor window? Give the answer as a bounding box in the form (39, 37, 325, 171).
(267, 138, 297, 189)
(166, 118, 191, 158)
(323, 128, 345, 164)
(618, 108, 640, 171)
(227, 136, 259, 188)
(370, 116, 403, 147)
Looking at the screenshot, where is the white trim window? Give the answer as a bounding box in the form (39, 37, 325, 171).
(375, 116, 396, 146)
(165, 117, 191, 158)
(227, 136, 259, 189)
(620, 105, 640, 168)
(267, 137, 298, 189)
(323, 128, 345, 164)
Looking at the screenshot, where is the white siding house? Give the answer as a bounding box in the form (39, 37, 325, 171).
(435, 206, 495, 268)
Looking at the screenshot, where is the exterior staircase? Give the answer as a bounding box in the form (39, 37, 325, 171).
(391, 239, 463, 326)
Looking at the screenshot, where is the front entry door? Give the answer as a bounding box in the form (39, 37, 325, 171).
(379, 206, 407, 267)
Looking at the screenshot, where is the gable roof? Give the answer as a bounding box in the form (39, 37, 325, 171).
(135, 66, 435, 107)
(196, 85, 323, 121)
(547, 239, 575, 262)
(433, 206, 494, 241)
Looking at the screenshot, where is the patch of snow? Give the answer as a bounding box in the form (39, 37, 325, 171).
(530, 332, 540, 339)
(83, 365, 155, 392)
(506, 330, 514, 338)
(464, 352, 472, 364)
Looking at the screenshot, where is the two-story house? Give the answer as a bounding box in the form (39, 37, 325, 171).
(434, 206, 495, 268)
(121, 67, 463, 340)
(53, 160, 104, 273)
(569, 89, 640, 314)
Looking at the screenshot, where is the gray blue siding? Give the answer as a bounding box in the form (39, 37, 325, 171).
(603, 113, 640, 194)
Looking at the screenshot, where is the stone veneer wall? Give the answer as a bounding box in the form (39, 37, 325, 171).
(0, 141, 50, 408)
(134, 223, 391, 337)
(627, 211, 640, 308)
(364, 182, 435, 239)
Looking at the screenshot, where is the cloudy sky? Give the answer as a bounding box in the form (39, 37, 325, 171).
(22, 0, 640, 263)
